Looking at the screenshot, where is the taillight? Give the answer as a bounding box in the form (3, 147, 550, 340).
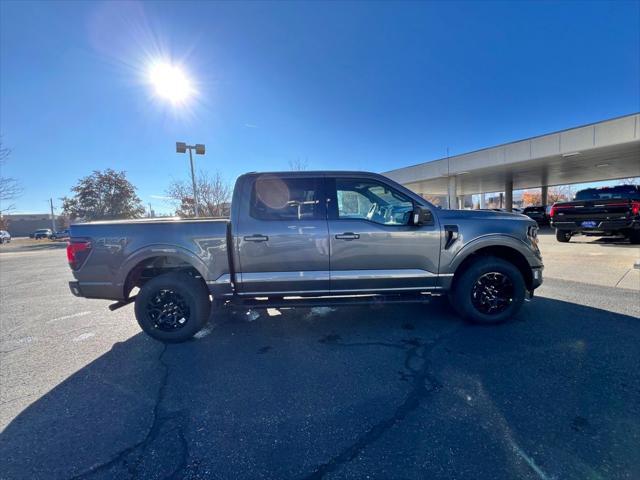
(549, 204, 572, 217)
(67, 240, 91, 270)
(632, 201, 640, 216)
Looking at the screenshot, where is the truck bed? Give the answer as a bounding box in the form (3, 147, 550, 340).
(69, 218, 231, 301)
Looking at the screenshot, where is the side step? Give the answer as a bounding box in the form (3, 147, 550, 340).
(231, 292, 443, 310)
(109, 296, 136, 311)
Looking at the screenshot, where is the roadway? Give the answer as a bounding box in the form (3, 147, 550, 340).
(0, 234, 638, 479)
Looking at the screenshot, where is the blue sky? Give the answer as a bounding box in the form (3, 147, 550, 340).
(1, 0, 638, 214)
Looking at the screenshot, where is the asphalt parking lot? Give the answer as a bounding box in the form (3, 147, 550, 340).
(0, 232, 639, 480)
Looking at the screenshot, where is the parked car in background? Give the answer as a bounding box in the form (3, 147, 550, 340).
(67, 170, 543, 343)
(32, 229, 53, 240)
(550, 184, 640, 243)
(51, 229, 70, 240)
(523, 206, 549, 226)
(0, 230, 11, 244)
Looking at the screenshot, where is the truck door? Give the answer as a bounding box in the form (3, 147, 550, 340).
(234, 174, 330, 295)
(327, 176, 441, 292)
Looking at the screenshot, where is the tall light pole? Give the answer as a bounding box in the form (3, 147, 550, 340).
(176, 142, 205, 217)
(49, 198, 56, 231)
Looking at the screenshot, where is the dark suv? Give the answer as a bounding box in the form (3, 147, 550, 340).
(523, 206, 549, 226)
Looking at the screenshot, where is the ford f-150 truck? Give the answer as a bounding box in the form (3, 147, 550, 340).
(67, 171, 543, 342)
(550, 185, 640, 243)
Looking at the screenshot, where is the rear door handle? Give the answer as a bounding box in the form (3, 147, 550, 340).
(244, 234, 269, 242)
(335, 232, 360, 240)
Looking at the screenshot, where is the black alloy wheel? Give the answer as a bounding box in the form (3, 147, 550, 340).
(450, 256, 526, 324)
(471, 272, 514, 315)
(135, 272, 210, 343)
(146, 289, 191, 331)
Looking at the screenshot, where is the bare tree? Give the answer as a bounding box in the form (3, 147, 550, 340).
(548, 184, 577, 202)
(616, 177, 640, 185)
(0, 142, 23, 214)
(166, 170, 232, 217)
(288, 157, 308, 171)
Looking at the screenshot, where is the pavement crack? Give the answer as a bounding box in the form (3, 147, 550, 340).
(614, 268, 632, 288)
(69, 343, 190, 480)
(304, 327, 461, 480)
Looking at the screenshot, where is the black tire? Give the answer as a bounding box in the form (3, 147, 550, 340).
(628, 230, 640, 245)
(451, 256, 526, 325)
(134, 272, 210, 343)
(555, 230, 572, 242)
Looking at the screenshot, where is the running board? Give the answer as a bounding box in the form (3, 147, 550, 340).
(109, 296, 136, 311)
(231, 292, 443, 309)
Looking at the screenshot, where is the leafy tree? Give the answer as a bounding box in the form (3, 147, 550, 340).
(61, 169, 145, 221)
(166, 170, 231, 217)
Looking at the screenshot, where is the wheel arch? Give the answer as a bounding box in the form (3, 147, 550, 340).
(119, 246, 210, 299)
(451, 243, 534, 291)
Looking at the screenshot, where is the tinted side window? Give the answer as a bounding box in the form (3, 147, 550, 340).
(335, 178, 414, 225)
(250, 176, 324, 221)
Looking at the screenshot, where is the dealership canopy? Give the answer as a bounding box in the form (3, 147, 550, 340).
(385, 113, 640, 208)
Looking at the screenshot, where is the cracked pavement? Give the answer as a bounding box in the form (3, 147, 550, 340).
(1, 241, 639, 479)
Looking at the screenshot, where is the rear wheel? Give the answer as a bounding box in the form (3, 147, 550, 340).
(134, 272, 210, 343)
(628, 229, 640, 245)
(451, 256, 526, 324)
(555, 230, 572, 242)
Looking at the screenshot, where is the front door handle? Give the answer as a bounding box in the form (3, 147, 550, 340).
(244, 234, 269, 242)
(335, 232, 360, 240)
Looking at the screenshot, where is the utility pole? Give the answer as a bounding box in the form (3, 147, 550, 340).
(188, 148, 199, 217)
(49, 198, 56, 231)
(176, 142, 205, 218)
(148, 203, 153, 218)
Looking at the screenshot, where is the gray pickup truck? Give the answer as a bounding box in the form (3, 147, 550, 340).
(67, 171, 543, 342)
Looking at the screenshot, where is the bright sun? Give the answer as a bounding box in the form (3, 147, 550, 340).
(148, 62, 195, 105)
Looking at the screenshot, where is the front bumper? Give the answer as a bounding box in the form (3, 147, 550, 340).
(531, 266, 543, 289)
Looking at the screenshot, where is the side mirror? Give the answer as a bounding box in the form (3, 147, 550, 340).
(412, 205, 433, 226)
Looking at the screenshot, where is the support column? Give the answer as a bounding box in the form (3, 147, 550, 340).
(447, 176, 457, 209)
(505, 179, 513, 212)
(479, 193, 486, 209)
(541, 185, 548, 206)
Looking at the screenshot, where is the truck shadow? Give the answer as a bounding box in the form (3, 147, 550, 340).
(1, 297, 639, 479)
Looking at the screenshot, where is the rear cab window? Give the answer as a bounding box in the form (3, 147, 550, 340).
(250, 176, 325, 221)
(574, 186, 640, 201)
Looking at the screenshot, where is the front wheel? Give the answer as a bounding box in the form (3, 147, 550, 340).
(450, 256, 526, 325)
(555, 230, 572, 242)
(134, 272, 211, 343)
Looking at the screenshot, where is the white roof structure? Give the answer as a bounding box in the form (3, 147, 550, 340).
(385, 113, 640, 196)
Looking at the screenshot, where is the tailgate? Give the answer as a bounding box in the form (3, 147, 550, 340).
(554, 200, 632, 221)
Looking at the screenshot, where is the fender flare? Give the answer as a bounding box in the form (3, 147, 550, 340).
(448, 234, 537, 273)
(115, 244, 212, 296)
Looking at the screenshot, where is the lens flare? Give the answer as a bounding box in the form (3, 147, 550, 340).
(148, 61, 195, 105)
